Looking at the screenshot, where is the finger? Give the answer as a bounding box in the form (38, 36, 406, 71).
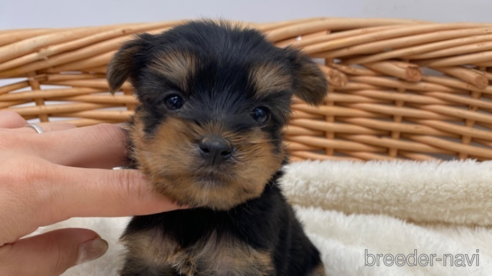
(0, 157, 181, 242)
(0, 228, 108, 276)
(45, 166, 182, 223)
(0, 111, 27, 128)
(10, 122, 76, 133)
(30, 123, 129, 168)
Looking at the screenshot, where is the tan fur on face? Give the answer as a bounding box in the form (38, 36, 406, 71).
(149, 51, 196, 92)
(122, 230, 274, 276)
(130, 111, 285, 210)
(250, 63, 293, 96)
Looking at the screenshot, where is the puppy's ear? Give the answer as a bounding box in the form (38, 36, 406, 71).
(286, 49, 328, 105)
(107, 33, 154, 93)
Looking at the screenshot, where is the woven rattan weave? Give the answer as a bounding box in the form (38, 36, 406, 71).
(2, 18, 492, 161)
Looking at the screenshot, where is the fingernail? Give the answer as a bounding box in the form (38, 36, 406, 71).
(76, 238, 109, 265)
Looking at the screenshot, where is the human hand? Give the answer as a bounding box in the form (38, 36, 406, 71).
(0, 111, 181, 276)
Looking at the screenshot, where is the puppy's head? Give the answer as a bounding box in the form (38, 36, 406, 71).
(108, 21, 327, 210)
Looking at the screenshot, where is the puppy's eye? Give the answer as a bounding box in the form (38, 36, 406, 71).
(164, 94, 184, 110)
(251, 107, 270, 124)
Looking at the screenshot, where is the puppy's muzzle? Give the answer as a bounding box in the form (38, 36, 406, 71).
(199, 134, 233, 165)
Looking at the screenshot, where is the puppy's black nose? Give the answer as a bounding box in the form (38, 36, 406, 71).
(199, 135, 233, 165)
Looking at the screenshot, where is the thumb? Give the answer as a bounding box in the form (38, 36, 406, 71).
(0, 228, 108, 276)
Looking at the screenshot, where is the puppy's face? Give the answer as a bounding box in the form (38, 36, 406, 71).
(108, 21, 327, 210)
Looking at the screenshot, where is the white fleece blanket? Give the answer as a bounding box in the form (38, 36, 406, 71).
(35, 160, 492, 275)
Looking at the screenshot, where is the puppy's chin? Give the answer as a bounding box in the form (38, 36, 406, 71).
(150, 169, 270, 210)
(138, 153, 284, 210)
(193, 172, 229, 186)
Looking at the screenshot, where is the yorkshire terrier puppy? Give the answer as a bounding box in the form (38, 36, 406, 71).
(107, 21, 328, 276)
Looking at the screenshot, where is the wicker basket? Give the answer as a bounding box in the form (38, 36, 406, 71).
(2, 17, 492, 161)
